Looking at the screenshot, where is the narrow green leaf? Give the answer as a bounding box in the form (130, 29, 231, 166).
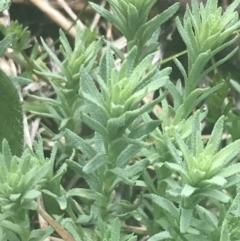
(64, 129, 97, 159)
(218, 163, 240, 178)
(80, 67, 105, 106)
(165, 138, 183, 166)
(181, 184, 197, 198)
(124, 159, 150, 178)
(116, 143, 142, 168)
(180, 208, 193, 233)
(167, 80, 183, 109)
(82, 113, 109, 140)
(109, 167, 135, 186)
(29, 226, 54, 241)
(196, 205, 218, 228)
(83, 153, 108, 173)
(110, 218, 121, 241)
(210, 139, 240, 172)
(137, 3, 179, 49)
(66, 160, 100, 191)
(67, 188, 103, 200)
(23, 189, 41, 199)
(99, 44, 116, 84)
(0, 34, 15, 56)
(142, 170, 156, 193)
(148, 231, 172, 241)
(220, 219, 230, 241)
(173, 58, 188, 84)
(199, 189, 230, 203)
(128, 120, 160, 139)
(206, 116, 224, 155)
(204, 176, 227, 187)
(151, 194, 179, 219)
(175, 132, 194, 167)
(2, 139, 12, 170)
(59, 29, 72, 55)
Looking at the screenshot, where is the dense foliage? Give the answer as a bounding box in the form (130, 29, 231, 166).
(1, 0, 240, 240)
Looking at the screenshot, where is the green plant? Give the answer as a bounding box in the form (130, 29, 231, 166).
(2, 0, 240, 240)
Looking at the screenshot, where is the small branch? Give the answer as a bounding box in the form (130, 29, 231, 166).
(38, 205, 76, 241)
(56, 0, 85, 30)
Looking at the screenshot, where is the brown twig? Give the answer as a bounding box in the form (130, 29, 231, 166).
(28, 0, 76, 38)
(38, 205, 76, 241)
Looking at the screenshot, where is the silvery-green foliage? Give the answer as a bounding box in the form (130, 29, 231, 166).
(163, 112, 240, 233)
(2, 0, 240, 240)
(28, 27, 103, 133)
(90, 0, 179, 59)
(64, 44, 171, 224)
(0, 138, 55, 240)
(175, 0, 240, 96)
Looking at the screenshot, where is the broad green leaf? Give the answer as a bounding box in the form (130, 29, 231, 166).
(0, 70, 23, 156)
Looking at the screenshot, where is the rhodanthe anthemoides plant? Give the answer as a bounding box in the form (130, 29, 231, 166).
(2, 0, 240, 240)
